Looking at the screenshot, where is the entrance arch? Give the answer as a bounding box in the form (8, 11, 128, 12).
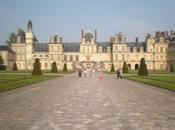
(127, 64, 131, 70)
(135, 64, 139, 70)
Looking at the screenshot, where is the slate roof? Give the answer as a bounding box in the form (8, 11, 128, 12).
(34, 43, 48, 52)
(33, 41, 147, 53)
(63, 42, 111, 52)
(127, 42, 146, 52)
(0, 46, 15, 53)
(97, 42, 110, 52)
(63, 42, 80, 52)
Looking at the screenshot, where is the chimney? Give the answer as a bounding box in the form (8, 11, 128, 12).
(155, 32, 158, 38)
(95, 30, 97, 42)
(162, 32, 165, 38)
(136, 37, 139, 47)
(17, 36, 21, 43)
(60, 37, 62, 43)
(81, 30, 84, 39)
(170, 30, 173, 35)
(165, 31, 168, 39)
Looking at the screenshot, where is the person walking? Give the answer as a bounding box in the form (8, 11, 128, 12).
(78, 69, 82, 78)
(99, 71, 104, 81)
(116, 69, 120, 79)
(119, 68, 123, 79)
(84, 69, 87, 78)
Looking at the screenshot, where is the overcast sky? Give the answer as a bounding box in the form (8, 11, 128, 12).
(0, 0, 175, 44)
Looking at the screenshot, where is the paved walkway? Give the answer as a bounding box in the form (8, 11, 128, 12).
(0, 73, 175, 130)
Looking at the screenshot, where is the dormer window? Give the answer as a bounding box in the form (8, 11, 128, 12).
(84, 33, 94, 43)
(98, 46, 102, 52)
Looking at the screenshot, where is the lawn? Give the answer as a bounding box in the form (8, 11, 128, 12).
(0, 70, 75, 74)
(105, 70, 175, 74)
(0, 74, 59, 92)
(104, 71, 116, 74)
(125, 74, 175, 91)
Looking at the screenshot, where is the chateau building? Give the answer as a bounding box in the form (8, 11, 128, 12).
(1, 20, 175, 71)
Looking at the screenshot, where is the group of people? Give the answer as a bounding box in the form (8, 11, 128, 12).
(78, 68, 123, 81)
(78, 69, 94, 78)
(116, 68, 123, 79)
(78, 68, 104, 81)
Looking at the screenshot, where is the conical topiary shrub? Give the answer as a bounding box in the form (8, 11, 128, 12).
(110, 63, 115, 72)
(138, 58, 148, 76)
(51, 62, 58, 73)
(122, 61, 128, 73)
(32, 58, 42, 75)
(63, 63, 67, 71)
(12, 62, 18, 71)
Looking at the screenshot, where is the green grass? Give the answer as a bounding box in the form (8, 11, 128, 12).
(0, 70, 75, 74)
(128, 70, 175, 74)
(125, 74, 175, 91)
(104, 69, 175, 75)
(104, 71, 116, 74)
(43, 70, 75, 74)
(0, 74, 59, 92)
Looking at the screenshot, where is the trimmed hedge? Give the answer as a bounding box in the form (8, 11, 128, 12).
(63, 63, 67, 71)
(138, 58, 148, 76)
(32, 58, 42, 75)
(51, 62, 58, 73)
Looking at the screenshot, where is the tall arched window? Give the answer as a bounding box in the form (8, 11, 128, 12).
(127, 64, 131, 70)
(135, 64, 139, 70)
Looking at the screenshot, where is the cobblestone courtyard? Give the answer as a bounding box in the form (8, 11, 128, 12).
(0, 73, 175, 130)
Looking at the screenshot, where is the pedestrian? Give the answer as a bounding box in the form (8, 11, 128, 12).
(78, 70, 82, 78)
(116, 69, 120, 79)
(84, 69, 87, 78)
(119, 68, 123, 79)
(99, 71, 104, 81)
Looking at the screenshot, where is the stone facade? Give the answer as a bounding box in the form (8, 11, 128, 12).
(0, 46, 16, 70)
(3, 20, 175, 71)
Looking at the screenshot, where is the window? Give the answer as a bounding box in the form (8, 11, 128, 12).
(57, 47, 60, 52)
(57, 54, 60, 60)
(98, 47, 102, 52)
(107, 47, 111, 52)
(115, 54, 118, 60)
(76, 55, 79, 61)
(160, 55, 163, 61)
(50, 54, 54, 60)
(91, 47, 94, 53)
(70, 55, 73, 61)
(156, 47, 158, 52)
(50, 46, 54, 52)
(45, 63, 47, 69)
(160, 64, 164, 69)
(122, 46, 125, 51)
(82, 47, 85, 53)
(160, 47, 163, 53)
(122, 54, 125, 60)
(115, 46, 118, 52)
(136, 55, 139, 60)
(87, 47, 89, 53)
(64, 55, 67, 61)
